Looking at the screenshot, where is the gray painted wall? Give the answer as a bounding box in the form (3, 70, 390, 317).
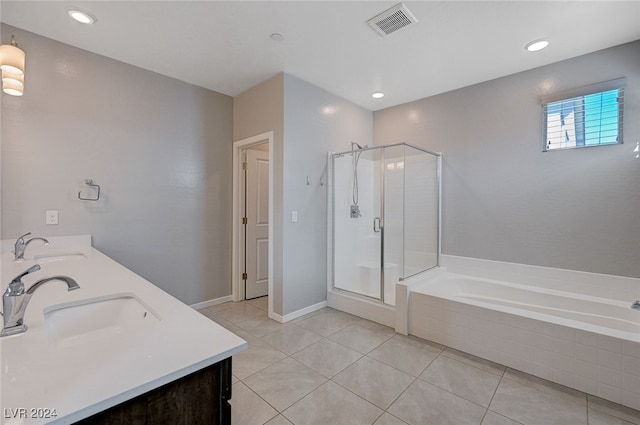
(374, 40, 640, 278)
(233, 73, 372, 316)
(233, 73, 285, 314)
(282, 74, 372, 315)
(1, 25, 234, 304)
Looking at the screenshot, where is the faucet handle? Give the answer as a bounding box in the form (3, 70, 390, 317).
(12, 264, 41, 283)
(16, 232, 31, 242)
(5, 265, 41, 297)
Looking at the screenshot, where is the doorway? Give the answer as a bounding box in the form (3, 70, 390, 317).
(232, 132, 273, 311)
(243, 143, 269, 299)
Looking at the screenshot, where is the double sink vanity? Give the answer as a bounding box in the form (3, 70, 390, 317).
(0, 235, 247, 424)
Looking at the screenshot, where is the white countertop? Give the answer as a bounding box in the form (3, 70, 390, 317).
(0, 235, 247, 424)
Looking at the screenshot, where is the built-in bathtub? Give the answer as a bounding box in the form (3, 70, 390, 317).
(396, 256, 640, 411)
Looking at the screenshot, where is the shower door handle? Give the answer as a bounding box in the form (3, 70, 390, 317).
(373, 217, 381, 233)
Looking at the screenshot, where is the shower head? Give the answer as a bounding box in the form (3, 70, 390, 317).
(351, 142, 368, 150)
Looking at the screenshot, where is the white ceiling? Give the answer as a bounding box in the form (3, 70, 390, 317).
(1, 1, 639, 111)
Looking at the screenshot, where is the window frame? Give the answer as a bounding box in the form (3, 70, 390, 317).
(541, 78, 626, 152)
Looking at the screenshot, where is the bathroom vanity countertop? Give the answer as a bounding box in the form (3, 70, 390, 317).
(0, 235, 247, 424)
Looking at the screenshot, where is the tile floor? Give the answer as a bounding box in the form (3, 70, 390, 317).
(198, 298, 640, 425)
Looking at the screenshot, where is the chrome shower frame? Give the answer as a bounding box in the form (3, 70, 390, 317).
(328, 142, 442, 308)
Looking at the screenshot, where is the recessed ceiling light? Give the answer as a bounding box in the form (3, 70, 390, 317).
(270, 33, 284, 42)
(66, 7, 97, 24)
(525, 39, 549, 52)
(372, 92, 384, 99)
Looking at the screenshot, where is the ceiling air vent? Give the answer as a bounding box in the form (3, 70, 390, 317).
(367, 3, 418, 37)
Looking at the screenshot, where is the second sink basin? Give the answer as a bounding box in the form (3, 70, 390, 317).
(34, 252, 87, 264)
(44, 293, 161, 348)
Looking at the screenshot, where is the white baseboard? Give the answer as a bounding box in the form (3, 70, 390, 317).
(269, 300, 328, 323)
(190, 295, 233, 310)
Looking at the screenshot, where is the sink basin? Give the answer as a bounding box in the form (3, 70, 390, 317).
(34, 252, 87, 263)
(44, 293, 160, 348)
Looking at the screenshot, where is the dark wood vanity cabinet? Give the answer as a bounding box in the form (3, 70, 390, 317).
(75, 357, 232, 425)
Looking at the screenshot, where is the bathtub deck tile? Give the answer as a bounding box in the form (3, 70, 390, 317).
(598, 335, 624, 353)
(622, 355, 640, 376)
(622, 341, 640, 359)
(575, 329, 598, 347)
(598, 349, 623, 371)
(622, 375, 640, 395)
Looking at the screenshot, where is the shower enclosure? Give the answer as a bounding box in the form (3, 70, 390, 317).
(328, 143, 441, 307)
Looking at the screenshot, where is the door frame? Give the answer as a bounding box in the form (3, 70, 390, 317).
(231, 132, 274, 309)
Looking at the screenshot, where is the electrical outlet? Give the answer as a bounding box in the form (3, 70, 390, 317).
(46, 210, 59, 225)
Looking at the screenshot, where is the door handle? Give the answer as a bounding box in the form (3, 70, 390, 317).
(373, 217, 381, 233)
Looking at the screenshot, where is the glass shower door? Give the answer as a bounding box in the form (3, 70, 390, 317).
(332, 148, 382, 301)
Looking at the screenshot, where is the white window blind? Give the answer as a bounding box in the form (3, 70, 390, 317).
(542, 78, 626, 152)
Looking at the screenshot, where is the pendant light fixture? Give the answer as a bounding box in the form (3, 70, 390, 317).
(2, 70, 24, 96)
(0, 35, 25, 96)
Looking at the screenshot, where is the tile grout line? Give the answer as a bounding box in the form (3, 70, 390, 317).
(477, 364, 508, 425)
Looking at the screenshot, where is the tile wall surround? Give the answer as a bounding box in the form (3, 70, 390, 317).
(403, 255, 640, 411)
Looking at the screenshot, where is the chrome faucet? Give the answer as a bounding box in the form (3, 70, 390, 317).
(14, 232, 49, 261)
(1, 264, 79, 337)
(632, 301, 640, 310)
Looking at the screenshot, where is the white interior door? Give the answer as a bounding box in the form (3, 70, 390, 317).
(245, 147, 270, 299)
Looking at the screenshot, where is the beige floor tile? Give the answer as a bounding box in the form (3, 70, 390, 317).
(368, 338, 438, 376)
(442, 347, 506, 376)
(210, 302, 266, 323)
(388, 379, 486, 425)
(489, 377, 587, 425)
(230, 382, 278, 425)
(235, 315, 286, 338)
(247, 296, 269, 311)
(333, 356, 415, 409)
(374, 412, 409, 425)
(420, 355, 501, 407)
(291, 338, 362, 378)
(233, 339, 287, 379)
(283, 381, 382, 425)
(198, 302, 235, 315)
(329, 325, 394, 354)
(482, 411, 523, 425)
(262, 325, 323, 355)
(243, 357, 327, 411)
(220, 322, 259, 342)
(296, 308, 361, 337)
(588, 396, 640, 425)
